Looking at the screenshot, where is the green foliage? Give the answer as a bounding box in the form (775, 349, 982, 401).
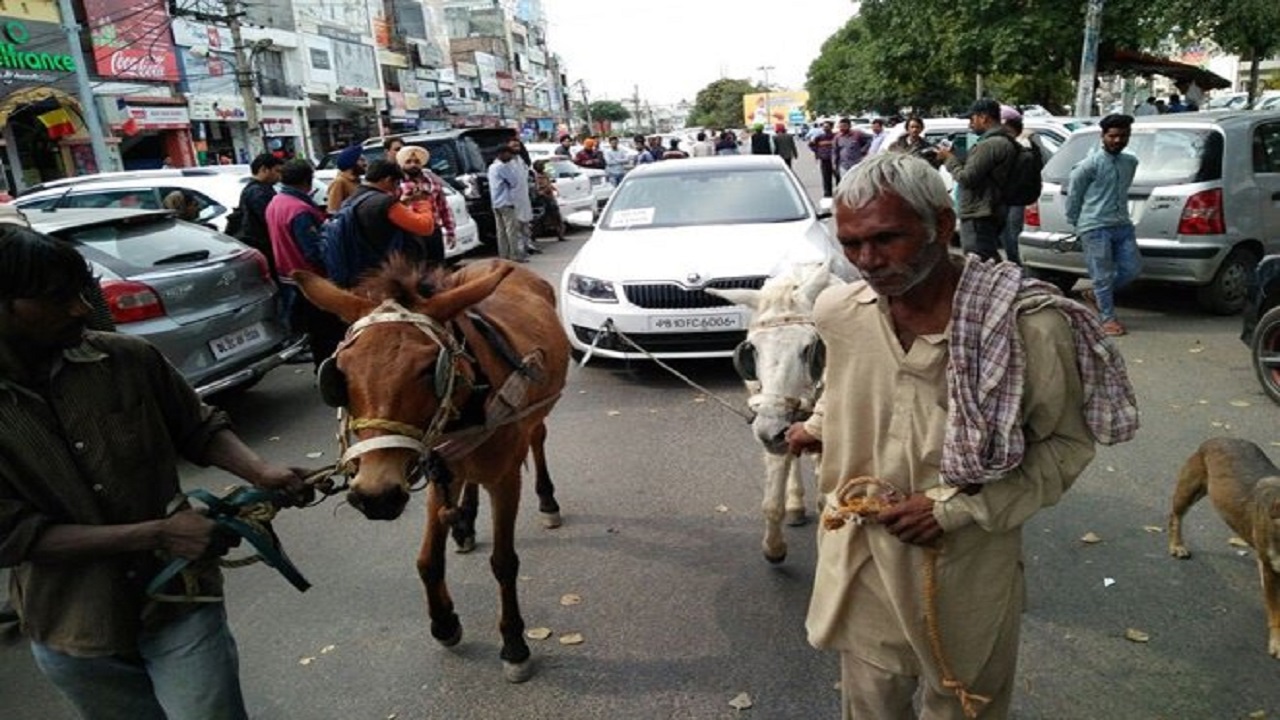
(582, 100, 631, 123)
(688, 78, 761, 128)
(806, 0, 1183, 114)
(1164, 0, 1280, 100)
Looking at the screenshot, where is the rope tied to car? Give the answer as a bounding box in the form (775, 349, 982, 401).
(820, 475, 990, 719)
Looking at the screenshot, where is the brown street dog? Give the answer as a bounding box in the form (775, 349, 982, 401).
(1168, 437, 1280, 658)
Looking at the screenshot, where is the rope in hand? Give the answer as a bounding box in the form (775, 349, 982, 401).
(821, 475, 991, 719)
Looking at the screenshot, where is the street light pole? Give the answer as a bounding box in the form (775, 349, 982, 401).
(573, 80, 591, 136)
(1074, 0, 1105, 117)
(757, 65, 774, 127)
(57, 0, 114, 173)
(225, 0, 264, 157)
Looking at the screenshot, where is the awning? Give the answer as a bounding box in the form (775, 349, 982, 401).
(1101, 49, 1231, 90)
(0, 87, 82, 128)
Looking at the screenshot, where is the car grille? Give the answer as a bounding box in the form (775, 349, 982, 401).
(622, 276, 767, 309)
(573, 326, 746, 354)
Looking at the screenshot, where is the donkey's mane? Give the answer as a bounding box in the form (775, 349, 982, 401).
(354, 254, 452, 306)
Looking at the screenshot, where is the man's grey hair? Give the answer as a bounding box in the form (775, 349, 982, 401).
(833, 153, 951, 231)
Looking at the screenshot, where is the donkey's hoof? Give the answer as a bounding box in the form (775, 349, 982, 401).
(454, 536, 476, 554)
(763, 549, 787, 564)
(435, 623, 463, 648)
(503, 659, 535, 683)
(540, 511, 563, 529)
(785, 509, 808, 527)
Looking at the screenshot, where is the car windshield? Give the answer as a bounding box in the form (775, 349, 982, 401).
(59, 217, 239, 273)
(1042, 128, 1223, 187)
(602, 169, 808, 229)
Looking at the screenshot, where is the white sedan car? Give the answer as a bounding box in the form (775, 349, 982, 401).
(560, 155, 847, 361)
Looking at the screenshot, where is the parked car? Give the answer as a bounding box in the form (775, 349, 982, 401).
(1243, 254, 1280, 404)
(15, 169, 248, 232)
(1253, 92, 1280, 112)
(528, 142, 615, 207)
(25, 208, 306, 396)
(1207, 92, 1251, 111)
(319, 127, 518, 243)
(525, 156, 597, 220)
(559, 155, 848, 361)
(1019, 111, 1280, 314)
(312, 169, 482, 260)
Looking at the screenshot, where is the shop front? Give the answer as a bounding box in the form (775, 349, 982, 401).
(304, 26, 382, 155)
(101, 101, 195, 170)
(0, 14, 98, 190)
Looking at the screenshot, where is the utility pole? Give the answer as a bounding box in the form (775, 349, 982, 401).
(757, 65, 774, 127)
(1074, 0, 1104, 117)
(225, 0, 264, 157)
(57, 0, 114, 173)
(632, 85, 641, 134)
(573, 80, 591, 136)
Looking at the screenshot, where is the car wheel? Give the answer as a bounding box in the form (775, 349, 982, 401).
(1196, 248, 1258, 315)
(1252, 305, 1280, 405)
(1025, 268, 1077, 294)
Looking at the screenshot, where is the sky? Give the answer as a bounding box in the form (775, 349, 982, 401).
(541, 0, 857, 108)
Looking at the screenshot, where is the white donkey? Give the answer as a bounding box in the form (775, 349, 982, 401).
(709, 262, 845, 563)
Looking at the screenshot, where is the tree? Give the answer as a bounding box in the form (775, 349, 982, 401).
(581, 100, 631, 123)
(689, 78, 761, 128)
(805, 0, 1181, 114)
(1165, 0, 1280, 103)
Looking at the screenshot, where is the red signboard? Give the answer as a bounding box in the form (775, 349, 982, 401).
(84, 0, 180, 81)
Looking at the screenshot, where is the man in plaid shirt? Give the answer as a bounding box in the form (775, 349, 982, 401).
(395, 145, 455, 263)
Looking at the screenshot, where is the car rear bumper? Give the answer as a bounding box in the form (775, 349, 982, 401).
(1019, 230, 1225, 284)
(559, 195, 596, 216)
(194, 333, 310, 397)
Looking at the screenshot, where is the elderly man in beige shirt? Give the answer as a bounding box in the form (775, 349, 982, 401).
(786, 152, 1134, 719)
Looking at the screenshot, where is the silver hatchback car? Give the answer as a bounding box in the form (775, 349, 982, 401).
(27, 208, 307, 396)
(1019, 111, 1280, 314)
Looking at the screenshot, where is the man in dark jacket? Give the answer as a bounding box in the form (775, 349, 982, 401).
(809, 120, 837, 197)
(772, 123, 798, 167)
(750, 124, 773, 155)
(326, 160, 435, 288)
(937, 99, 1019, 262)
(236, 153, 283, 275)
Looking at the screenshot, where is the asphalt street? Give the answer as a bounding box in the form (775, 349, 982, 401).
(3, 152, 1280, 719)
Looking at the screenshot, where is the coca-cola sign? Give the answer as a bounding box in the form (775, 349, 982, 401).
(85, 0, 179, 81)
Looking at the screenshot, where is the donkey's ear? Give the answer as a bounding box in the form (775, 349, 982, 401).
(293, 270, 377, 323)
(706, 287, 761, 310)
(422, 264, 515, 322)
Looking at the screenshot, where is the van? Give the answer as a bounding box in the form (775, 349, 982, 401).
(321, 127, 518, 242)
(1019, 111, 1280, 314)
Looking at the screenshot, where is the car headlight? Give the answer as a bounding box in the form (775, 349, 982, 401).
(567, 273, 618, 302)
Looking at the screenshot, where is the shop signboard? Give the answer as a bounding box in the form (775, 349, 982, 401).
(120, 104, 190, 129)
(84, 0, 180, 81)
(0, 17, 78, 93)
(188, 96, 247, 122)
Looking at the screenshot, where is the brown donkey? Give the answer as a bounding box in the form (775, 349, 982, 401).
(294, 257, 570, 682)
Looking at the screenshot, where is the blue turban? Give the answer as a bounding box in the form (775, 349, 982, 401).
(336, 145, 363, 171)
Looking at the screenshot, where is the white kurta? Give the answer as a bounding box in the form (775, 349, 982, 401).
(803, 281, 1096, 690)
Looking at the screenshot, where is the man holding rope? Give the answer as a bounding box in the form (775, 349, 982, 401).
(786, 153, 1138, 718)
(0, 224, 308, 719)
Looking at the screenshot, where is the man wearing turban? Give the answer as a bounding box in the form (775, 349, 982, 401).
(395, 145, 455, 263)
(326, 145, 366, 213)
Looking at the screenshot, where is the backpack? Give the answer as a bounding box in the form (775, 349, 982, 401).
(322, 192, 405, 288)
(222, 206, 245, 238)
(995, 134, 1044, 207)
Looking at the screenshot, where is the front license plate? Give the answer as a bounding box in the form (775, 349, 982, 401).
(647, 313, 742, 333)
(209, 322, 268, 360)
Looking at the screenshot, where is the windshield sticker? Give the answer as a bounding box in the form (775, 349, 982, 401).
(609, 207, 655, 228)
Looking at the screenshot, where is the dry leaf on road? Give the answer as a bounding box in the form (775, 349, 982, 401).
(1080, 532, 1102, 544)
(560, 593, 582, 606)
(305, 451, 324, 459)
(526, 627, 552, 640)
(1124, 628, 1150, 643)
(715, 505, 729, 513)
(558, 633, 584, 645)
(1229, 400, 1252, 407)
(1228, 536, 1250, 548)
(1142, 525, 1164, 533)
(728, 692, 753, 710)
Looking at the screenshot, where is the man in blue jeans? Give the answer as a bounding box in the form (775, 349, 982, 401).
(0, 223, 307, 719)
(1065, 113, 1141, 336)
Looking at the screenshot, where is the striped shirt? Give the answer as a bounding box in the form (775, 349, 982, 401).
(0, 332, 230, 655)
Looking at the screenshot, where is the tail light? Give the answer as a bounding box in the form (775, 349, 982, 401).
(101, 280, 164, 324)
(1177, 188, 1225, 235)
(1024, 202, 1040, 229)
